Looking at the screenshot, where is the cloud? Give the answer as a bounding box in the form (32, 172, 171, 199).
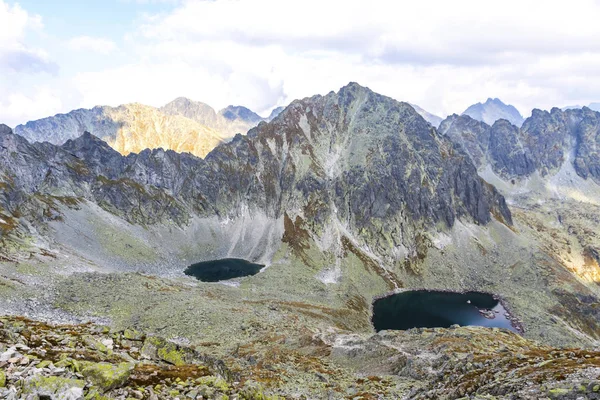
(0, 87, 64, 128)
(68, 36, 117, 54)
(4, 0, 600, 126)
(138, 0, 600, 67)
(72, 60, 285, 115)
(0, 1, 55, 73)
(124, 0, 600, 118)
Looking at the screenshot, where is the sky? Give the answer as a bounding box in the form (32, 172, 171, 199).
(2, 0, 600, 128)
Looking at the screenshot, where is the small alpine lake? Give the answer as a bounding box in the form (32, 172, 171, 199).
(372, 290, 518, 332)
(184, 258, 264, 282)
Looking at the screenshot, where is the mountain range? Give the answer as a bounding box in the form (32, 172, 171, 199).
(439, 107, 600, 184)
(1, 83, 509, 257)
(14, 99, 284, 158)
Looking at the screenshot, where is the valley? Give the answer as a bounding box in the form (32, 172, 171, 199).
(1, 83, 600, 399)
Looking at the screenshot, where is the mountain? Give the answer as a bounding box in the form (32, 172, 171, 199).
(462, 98, 525, 127)
(218, 105, 263, 124)
(409, 103, 443, 127)
(14, 103, 228, 158)
(159, 97, 221, 127)
(1, 83, 510, 254)
(15, 99, 272, 158)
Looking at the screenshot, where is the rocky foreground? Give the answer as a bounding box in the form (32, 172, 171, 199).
(1, 316, 600, 399)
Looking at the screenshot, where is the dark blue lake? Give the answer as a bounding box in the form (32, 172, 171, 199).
(184, 258, 263, 282)
(372, 290, 517, 332)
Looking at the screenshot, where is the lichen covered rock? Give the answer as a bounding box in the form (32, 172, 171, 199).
(80, 361, 134, 392)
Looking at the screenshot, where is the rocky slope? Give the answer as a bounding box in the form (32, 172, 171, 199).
(462, 98, 525, 127)
(2, 316, 600, 399)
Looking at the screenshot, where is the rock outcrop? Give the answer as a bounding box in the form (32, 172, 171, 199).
(0, 316, 276, 400)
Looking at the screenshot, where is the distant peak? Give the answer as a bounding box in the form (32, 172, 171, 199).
(463, 98, 524, 127)
(267, 106, 285, 121)
(219, 105, 262, 123)
(162, 97, 213, 109)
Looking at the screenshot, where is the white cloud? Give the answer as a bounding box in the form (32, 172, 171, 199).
(126, 0, 600, 117)
(4, 0, 600, 126)
(2, 88, 63, 127)
(0, 1, 54, 73)
(68, 36, 117, 54)
(0, 1, 62, 127)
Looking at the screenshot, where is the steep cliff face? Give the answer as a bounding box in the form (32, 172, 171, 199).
(439, 107, 600, 183)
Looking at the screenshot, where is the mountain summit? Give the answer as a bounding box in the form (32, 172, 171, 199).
(462, 98, 524, 127)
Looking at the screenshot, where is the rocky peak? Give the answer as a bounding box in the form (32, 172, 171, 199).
(160, 97, 219, 127)
(62, 131, 120, 158)
(209, 82, 512, 233)
(62, 132, 124, 179)
(438, 114, 491, 168)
